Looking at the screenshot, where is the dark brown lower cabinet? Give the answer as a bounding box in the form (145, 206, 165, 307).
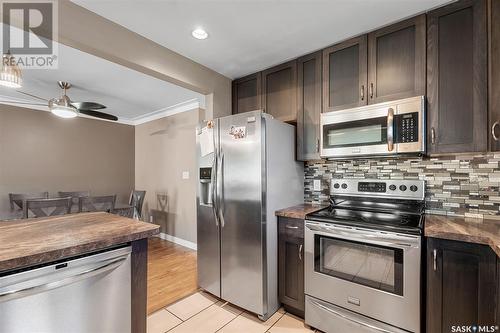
(498, 258, 500, 326)
(427, 238, 497, 333)
(278, 217, 305, 317)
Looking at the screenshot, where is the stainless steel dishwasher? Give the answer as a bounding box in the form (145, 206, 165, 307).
(0, 246, 131, 333)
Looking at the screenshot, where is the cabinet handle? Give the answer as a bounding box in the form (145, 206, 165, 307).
(316, 138, 320, 153)
(285, 225, 298, 229)
(492, 121, 499, 141)
(433, 249, 437, 271)
(431, 127, 436, 145)
(360, 85, 365, 101)
(299, 244, 303, 261)
(369, 83, 374, 99)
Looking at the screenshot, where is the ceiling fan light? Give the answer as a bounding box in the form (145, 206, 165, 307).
(50, 105, 78, 119)
(0, 54, 22, 88)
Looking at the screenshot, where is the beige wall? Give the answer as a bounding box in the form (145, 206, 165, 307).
(56, 0, 231, 120)
(135, 108, 203, 244)
(0, 105, 135, 212)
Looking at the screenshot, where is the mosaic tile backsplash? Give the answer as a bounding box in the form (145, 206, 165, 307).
(304, 153, 500, 219)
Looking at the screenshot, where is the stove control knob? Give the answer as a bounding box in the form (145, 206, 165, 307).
(410, 185, 418, 192)
(389, 184, 397, 191)
(333, 183, 340, 189)
(399, 185, 407, 191)
(341, 183, 348, 189)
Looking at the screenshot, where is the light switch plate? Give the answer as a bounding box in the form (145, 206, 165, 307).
(313, 179, 321, 191)
(182, 171, 190, 179)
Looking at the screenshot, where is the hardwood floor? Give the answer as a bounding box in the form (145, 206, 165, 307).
(147, 237, 198, 315)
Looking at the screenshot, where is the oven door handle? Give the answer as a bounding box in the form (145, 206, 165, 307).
(309, 298, 395, 333)
(305, 224, 419, 249)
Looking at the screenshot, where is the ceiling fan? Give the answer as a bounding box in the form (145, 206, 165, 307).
(0, 81, 118, 121)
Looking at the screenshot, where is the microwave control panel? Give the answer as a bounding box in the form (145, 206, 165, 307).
(395, 112, 419, 143)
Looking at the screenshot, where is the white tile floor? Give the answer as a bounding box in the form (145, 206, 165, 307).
(147, 291, 320, 333)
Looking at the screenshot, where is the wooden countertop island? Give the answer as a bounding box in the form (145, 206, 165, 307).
(0, 212, 159, 333)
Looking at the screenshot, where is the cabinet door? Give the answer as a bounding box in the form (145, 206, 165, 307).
(490, 0, 500, 151)
(278, 218, 304, 316)
(297, 52, 322, 161)
(427, 238, 496, 333)
(497, 258, 500, 326)
(232, 73, 261, 115)
(427, 0, 487, 154)
(368, 15, 426, 104)
(262, 60, 297, 122)
(322, 36, 367, 112)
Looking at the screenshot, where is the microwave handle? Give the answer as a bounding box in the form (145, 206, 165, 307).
(387, 108, 394, 151)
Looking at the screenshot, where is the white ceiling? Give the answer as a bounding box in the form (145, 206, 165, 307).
(73, 0, 453, 79)
(0, 35, 204, 123)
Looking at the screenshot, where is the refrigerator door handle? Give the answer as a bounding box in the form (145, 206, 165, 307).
(210, 154, 219, 227)
(217, 153, 225, 228)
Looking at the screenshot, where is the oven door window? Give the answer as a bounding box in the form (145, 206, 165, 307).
(323, 116, 387, 149)
(314, 235, 403, 296)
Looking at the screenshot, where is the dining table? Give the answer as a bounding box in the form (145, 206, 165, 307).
(0, 203, 135, 221)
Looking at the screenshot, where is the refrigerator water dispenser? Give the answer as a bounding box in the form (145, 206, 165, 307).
(199, 167, 213, 206)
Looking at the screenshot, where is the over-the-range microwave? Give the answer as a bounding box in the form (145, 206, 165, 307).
(320, 96, 425, 158)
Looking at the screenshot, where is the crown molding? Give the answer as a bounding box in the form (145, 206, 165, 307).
(0, 96, 201, 126)
(129, 98, 200, 126)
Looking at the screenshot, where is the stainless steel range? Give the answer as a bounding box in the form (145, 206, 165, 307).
(304, 179, 425, 333)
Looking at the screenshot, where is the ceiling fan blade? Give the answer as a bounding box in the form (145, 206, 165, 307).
(15, 91, 49, 102)
(71, 101, 106, 110)
(0, 100, 47, 106)
(79, 109, 118, 121)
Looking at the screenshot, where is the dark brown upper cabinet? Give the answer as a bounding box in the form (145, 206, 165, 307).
(297, 52, 322, 161)
(262, 60, 298, 123)
(426, 238, 497, 332)
(232, 73, 262, 115)
(322, 36, 368, 112)
(489, 0, 500, 151)
(427, 0, 488, 154)
(368, 15, 426, 104)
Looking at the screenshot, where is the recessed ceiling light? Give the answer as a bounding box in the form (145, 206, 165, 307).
(192, 28, 208, 40)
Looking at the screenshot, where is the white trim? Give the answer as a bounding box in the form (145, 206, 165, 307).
(130, 99, 200, 125)
(155, 232, 197, 250)
(0, 96, 202, 126)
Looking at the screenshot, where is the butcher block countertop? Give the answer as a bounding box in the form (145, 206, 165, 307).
(275, 203, 328, 220)
(0, 212, 159, 273)
(425, 214, 500, 257)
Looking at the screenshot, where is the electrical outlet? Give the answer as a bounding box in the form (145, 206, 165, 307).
(313, 179, 321, 192)
(182, 171, 190, 179)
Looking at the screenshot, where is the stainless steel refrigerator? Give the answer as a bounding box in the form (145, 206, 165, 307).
(196, 110, 304, 320)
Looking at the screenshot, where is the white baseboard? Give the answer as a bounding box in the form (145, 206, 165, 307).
(155, 232, 197, 250)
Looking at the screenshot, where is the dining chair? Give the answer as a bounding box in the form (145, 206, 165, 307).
(9, 192, 49, 210)
(113, 206, 135, 218)
(129, 190, 146, 219)
(23, 197, 72, 219)
(58, 191, 90, 213)
(79, 195, 116, 213)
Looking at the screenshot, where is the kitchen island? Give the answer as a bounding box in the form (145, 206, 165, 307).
(0, 212, 159, 333)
